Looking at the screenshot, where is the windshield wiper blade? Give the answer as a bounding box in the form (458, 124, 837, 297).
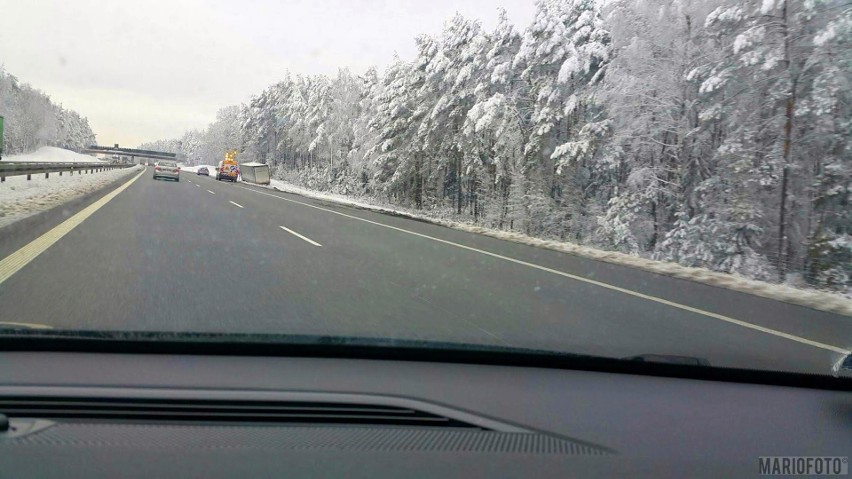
(625, 354, 711, 366)
(1, 330, 851, 391)
(0, 328, 602, 359)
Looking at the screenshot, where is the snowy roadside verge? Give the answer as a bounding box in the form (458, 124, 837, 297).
(0, 164, 144, 229)
(259, 179, 852, 317)
(5, 146, 106, 163)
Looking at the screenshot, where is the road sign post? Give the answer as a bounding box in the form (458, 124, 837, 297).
(0, 115, 5, 160)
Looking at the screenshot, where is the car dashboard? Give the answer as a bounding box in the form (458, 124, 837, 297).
(1, 349, 850, 478)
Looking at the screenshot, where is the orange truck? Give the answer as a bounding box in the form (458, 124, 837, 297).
(216, 150, 239, 182)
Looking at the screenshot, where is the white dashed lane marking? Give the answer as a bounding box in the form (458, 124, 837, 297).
(279, 225, 322, 247)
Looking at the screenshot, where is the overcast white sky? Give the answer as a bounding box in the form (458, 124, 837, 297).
(0, 0, 536, 147)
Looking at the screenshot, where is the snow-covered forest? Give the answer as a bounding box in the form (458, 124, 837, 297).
(0, 67, 97, 155)
(140, 0, 851, 291)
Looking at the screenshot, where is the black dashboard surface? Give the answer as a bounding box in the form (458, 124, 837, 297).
(1, 352, 850, 478)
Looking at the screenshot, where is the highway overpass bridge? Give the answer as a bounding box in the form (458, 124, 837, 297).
(82, 145, 177, 165)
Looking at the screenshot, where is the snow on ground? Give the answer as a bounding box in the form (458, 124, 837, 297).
(261, 179, 852, 317)
(0, 164, 144, 229)
(4, 146, 105, 163)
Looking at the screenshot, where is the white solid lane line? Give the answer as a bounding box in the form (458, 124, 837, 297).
(239, 185, 849, 355)
(279, 225, 322, 247)
(207, 190, 215, 195)
(230, 201, 244, 208)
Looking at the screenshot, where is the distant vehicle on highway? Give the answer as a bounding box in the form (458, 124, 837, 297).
(197, 166, 209, 176)
(153, 160, 180, 182)
(216, 150, 239, 182)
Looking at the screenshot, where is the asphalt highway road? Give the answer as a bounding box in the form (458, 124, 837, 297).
(0, 166, 849, 374)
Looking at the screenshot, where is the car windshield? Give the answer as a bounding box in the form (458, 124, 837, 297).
(0, 0, 849, 377)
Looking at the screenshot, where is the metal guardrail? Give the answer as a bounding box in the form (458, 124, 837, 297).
(0, 162, 133, 182)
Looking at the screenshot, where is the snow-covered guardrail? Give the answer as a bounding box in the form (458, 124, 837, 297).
(0, 162, 133, 183)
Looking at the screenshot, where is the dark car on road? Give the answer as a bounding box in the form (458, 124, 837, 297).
(197, 166, 209, 176)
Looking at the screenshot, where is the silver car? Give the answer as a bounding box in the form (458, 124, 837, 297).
(153, 161, 181, 181)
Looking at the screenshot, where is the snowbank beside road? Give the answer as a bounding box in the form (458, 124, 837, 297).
(261, 179, 852, 317)
(0, 165, 143, 229)
(4, 146, 105, 163)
